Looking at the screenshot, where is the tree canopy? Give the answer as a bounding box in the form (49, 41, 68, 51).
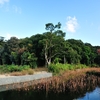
(0, 22, 100, 68)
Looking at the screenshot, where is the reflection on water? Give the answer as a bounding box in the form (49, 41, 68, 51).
(0, 87, 100, 100)
(77, 87, 100, 100)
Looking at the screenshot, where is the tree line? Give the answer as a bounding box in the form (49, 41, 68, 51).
(0, 22, 100, 68)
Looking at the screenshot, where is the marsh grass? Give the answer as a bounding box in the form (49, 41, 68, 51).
(16, 67, 100, 93)
(2, 67, 100, 93)
(10, 69, 34, 76)
(34, 67, 48, 72)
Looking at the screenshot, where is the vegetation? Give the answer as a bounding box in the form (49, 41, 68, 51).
(0, 65, 30, 74)
(0, 22, 100, 73)
(48, 63, 87, 74)
(15, 68, 100, 94)
(1, 68, 100, 100)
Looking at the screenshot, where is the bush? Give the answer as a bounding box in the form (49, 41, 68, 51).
(48, 64, 60, 74)
(7, 65, 22, 72)
(91, 64, 99, 67)
(20, 65, 30, 70)
(0, 65, 32, 74)
(6, 65, 30, 72)
(48, 63, 88, 74)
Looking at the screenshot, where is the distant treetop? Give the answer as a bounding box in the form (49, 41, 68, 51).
(0, 36, 4, 41)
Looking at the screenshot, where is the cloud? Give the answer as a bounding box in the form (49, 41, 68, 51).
(0, 32, 19, 40)
(0, 0, 9, 4)
(12, 5, 22, 14)
(4, 33, 19, 40)
(64, 16, 79, 33)
(6, 33, 11, 40)
(0, 33, 11, 40)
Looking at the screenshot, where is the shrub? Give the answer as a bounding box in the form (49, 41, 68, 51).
(7, 65, 30, 72)
(91, 64, 99, 67)
(20, 65, 30, 70)
(48, 64, 60, 74)
(48, 63, 88, 74)
(7, 65, 21, 72)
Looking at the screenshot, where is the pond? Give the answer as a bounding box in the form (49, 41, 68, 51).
(0, 86, 100, 100)
(77, 87, 100, 100)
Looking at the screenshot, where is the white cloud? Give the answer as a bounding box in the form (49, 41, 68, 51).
(64, 16, 79, 33)
(13, 5, 22, 14)
(0, 33, 11, 40)
(3, 33, 19, 40)
(0, 33, 19, 40)
(0, 0, 9, 4)
(6, 33, 11, 40)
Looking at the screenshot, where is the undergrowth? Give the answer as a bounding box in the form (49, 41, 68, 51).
(48, 63, 88, 75)
(0, 65, 30, 74)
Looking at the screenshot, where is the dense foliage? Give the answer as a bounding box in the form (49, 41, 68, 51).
(0, 22, 100, 68)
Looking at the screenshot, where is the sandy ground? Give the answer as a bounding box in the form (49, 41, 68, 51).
(0, 74, 15, 78)
(0, 71, 48, 78)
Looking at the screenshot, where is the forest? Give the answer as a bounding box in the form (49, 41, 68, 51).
(0, 22, 100, 68)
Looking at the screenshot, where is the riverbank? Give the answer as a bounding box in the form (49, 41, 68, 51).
(1, 67, 100, 93)
(0, 71, 52, 92)
(1, 68, 100, 100)
(17, 67, 100, 93)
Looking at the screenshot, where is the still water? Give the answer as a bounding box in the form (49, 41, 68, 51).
(0, 87, 100, 100)
(77, 87, 100, 100)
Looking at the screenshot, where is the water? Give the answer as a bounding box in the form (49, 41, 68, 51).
(0, 87, 100, 100)
(77, 87, 100, 100)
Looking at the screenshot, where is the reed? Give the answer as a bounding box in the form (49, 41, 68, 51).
(14, 68, 100, 94)
(10, 69, 34, 76)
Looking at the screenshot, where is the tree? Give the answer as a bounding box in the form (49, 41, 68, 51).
(41, 22, 66, 67)
(1, 43, 11, 65)
(0, 36, 4, 42)
(30, 34, 45, 66)
(65, 47, 81, 64)
(0, 37, 11, 65)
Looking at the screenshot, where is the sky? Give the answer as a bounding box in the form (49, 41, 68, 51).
(0, 0, 100, 46)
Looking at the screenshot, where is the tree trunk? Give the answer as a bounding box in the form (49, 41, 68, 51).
(45, 57, 51, 67)
(64, 55, 66, 64)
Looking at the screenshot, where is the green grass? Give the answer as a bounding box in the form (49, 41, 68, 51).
(0, 63, 88, 75)
(48, 63, 88, 75)
(0, 65, 30, 74)
(0, 65, 48, 75)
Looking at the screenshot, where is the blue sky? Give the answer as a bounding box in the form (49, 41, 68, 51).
(0, 0, 100, 46)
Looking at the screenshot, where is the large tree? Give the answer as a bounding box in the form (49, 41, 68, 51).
(41, 22, 66, 66)
(30, 34, 45, 66)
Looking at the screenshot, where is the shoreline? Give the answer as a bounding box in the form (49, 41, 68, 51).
(1, 68, 100, 92)
(17, 67, 100, 93)
(0, 72, 52, 92)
